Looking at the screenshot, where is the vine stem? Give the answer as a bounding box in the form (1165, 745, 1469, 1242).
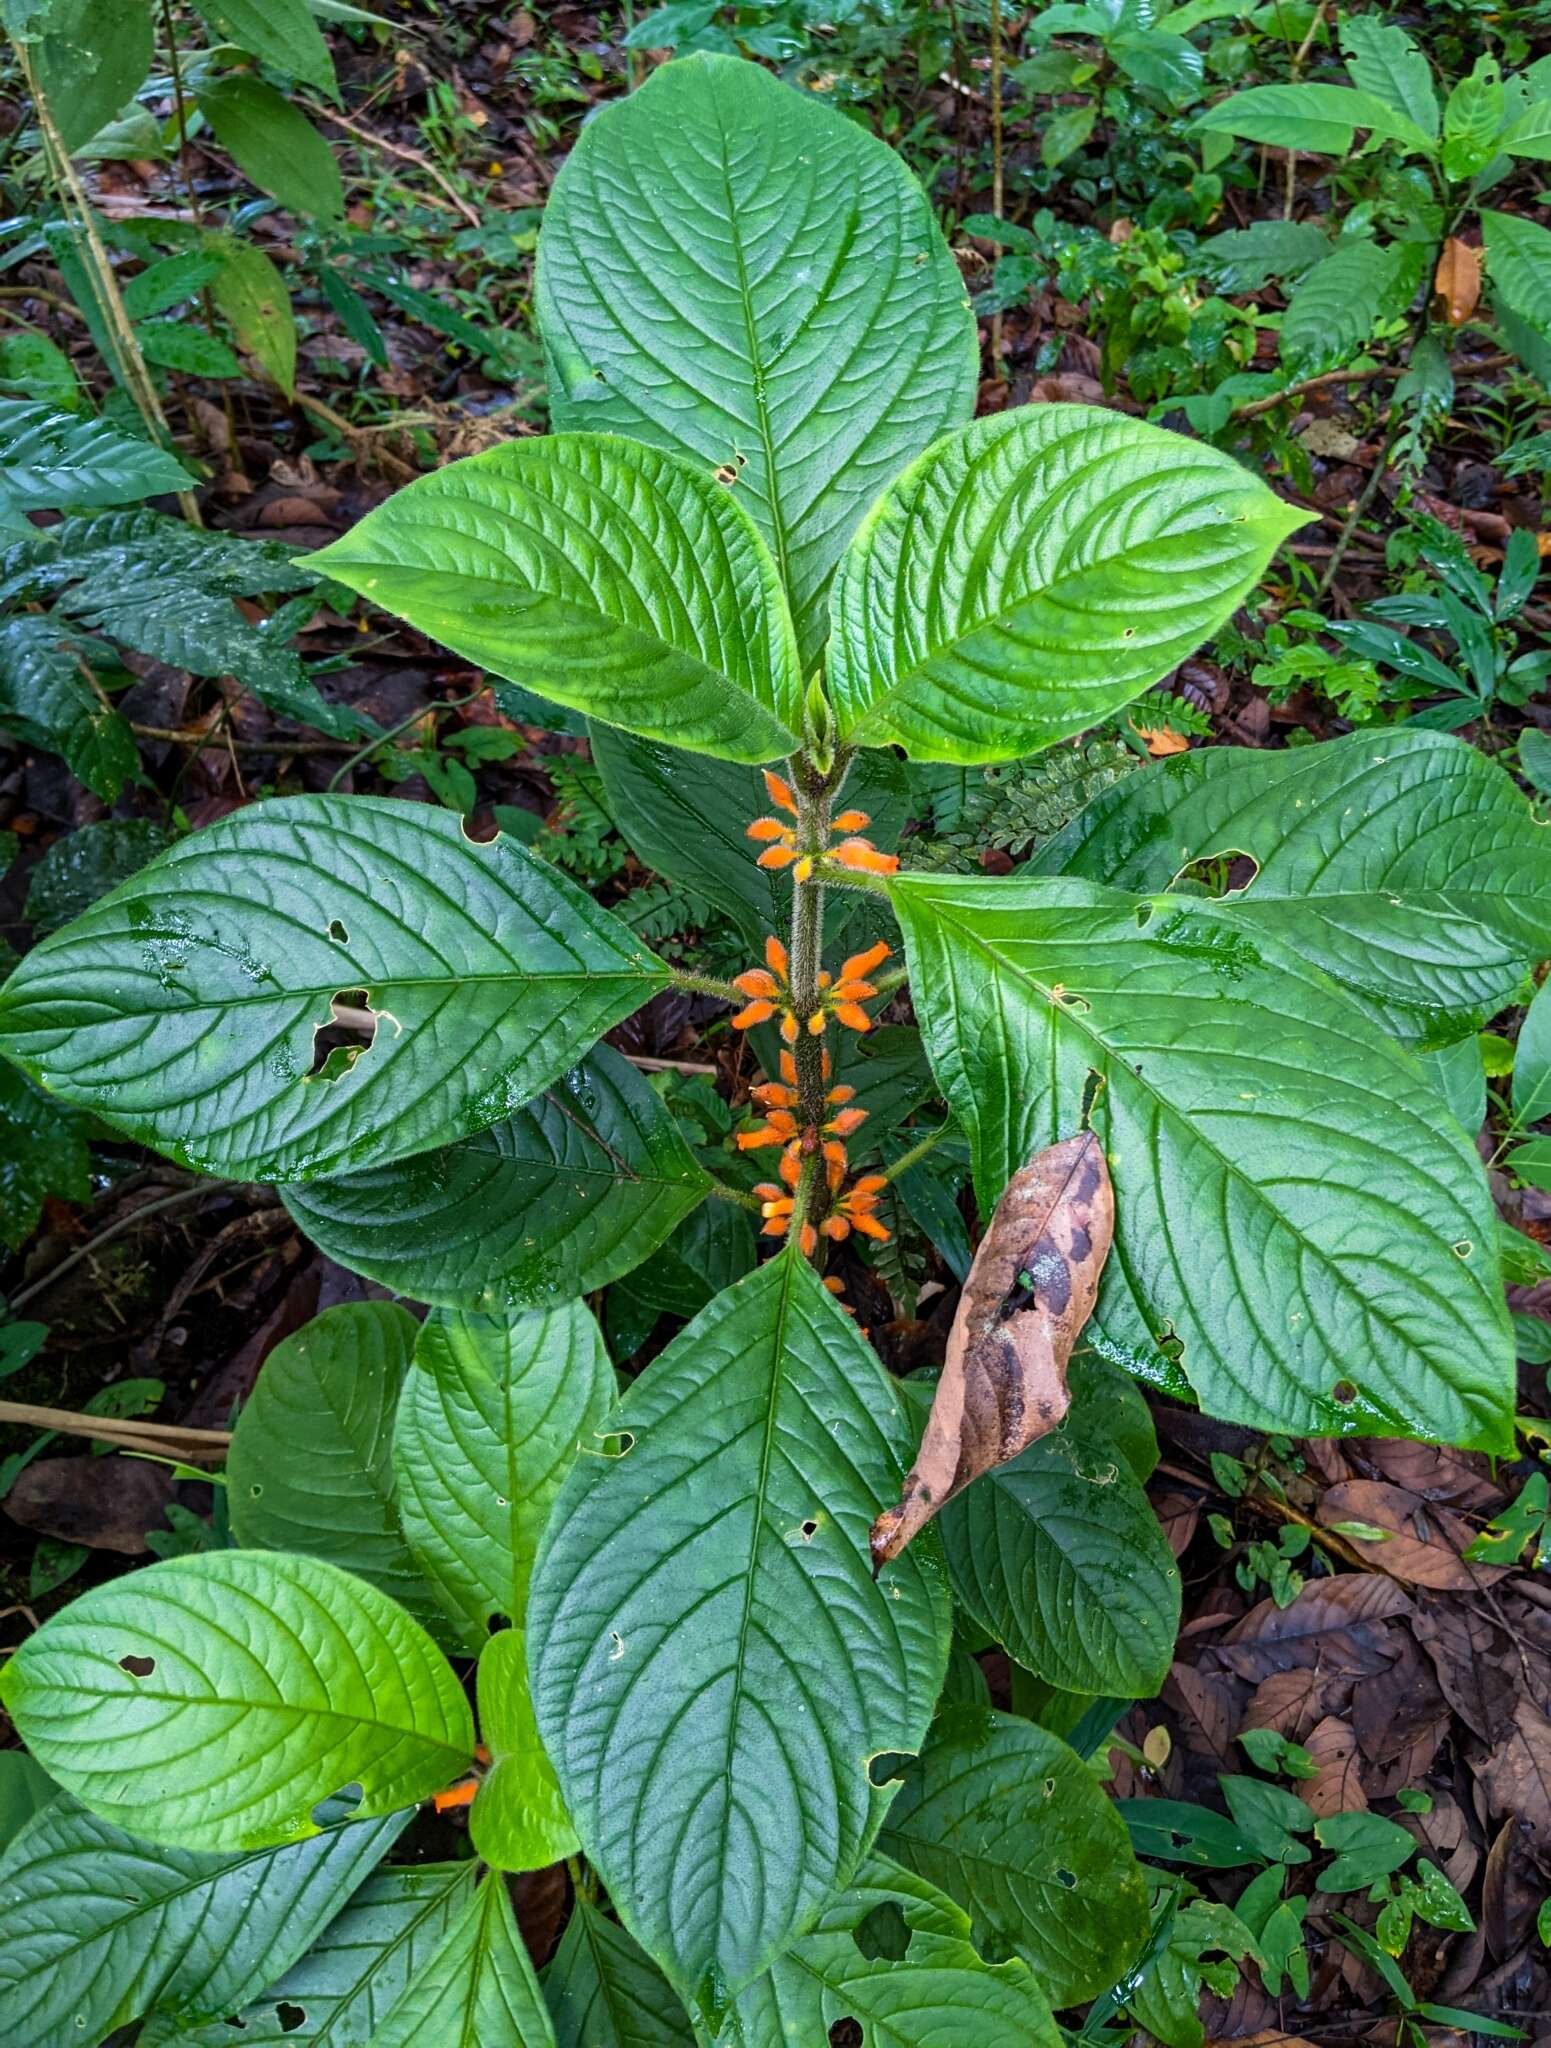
(879, 1120, 951, 1186)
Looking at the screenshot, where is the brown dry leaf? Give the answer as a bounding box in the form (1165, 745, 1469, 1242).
(1318, 1479, 1508, 1589)
(1298, 1716, 1368, 1817)
(1473, 1697, 1551, 1859)
(3, 1454, 172, 1554)
(1434, 237, 1483, 325)
(1164, 1661, 1239, 1763)
(1242, 1667, 1344, 1740)
(869, 1131, 1113, 1567)
(1133, 721, 1191, 757)
(1219, 1574, 1412, 1682)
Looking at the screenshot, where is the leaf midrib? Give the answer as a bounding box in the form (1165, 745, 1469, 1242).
(58, 1678, 472, 1760)
(5, 964, 663, 1017)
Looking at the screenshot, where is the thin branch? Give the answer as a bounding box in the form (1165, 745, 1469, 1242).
(298, 97, 483, 226)
(0, 1400, 231, 1463)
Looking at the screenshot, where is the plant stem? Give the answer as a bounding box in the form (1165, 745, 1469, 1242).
(325, 685, 489, 792)
(879, 1121, 952, 1186)
(989, 0, 1005, 368)
(18, 41, 201, 526)
(665, 967, 744, 1003)
(706, 1175, 762, 1214)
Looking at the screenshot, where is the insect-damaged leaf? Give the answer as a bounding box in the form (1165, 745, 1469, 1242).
(871, 1132, 1114, 1567)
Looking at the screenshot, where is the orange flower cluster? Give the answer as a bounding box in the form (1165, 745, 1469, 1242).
(743, 1048, 892, 1257)
(746, 770, 900, 882)
(730, 936, 892, 1044)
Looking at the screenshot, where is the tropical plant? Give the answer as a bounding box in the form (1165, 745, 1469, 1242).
(1192, 16, 1551, 383)
(0, 49, 1545, 2047)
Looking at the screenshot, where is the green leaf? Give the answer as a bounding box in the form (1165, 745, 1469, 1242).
(1315, 1810, 1416, 1890)
(1193, 82, 1435, 154)
(0, 794, 668, 1181)
(468, 1629, 577, 1873)
(0, 1796, 406, 2048)
(827, 405, 1307, 762)
(310, 434, 802, 764)
(0, 1058, 89, 1250)
(0, 506, 317, 601)
(1444, 57, 1508, 177)
(891, 872, 1514, 1449)
(284, 1046, 710, 1312)
(133, 320, 242, 378)
(227, 1301, 440, 1625)
(1280, 240, 1416, 374)
(394, 1299, 614, 1648)
(1498, 96, 1551, 162)
(609, 1193, 756, 1326)
(0, 611, 136, 799)
(536, 51, 977, 670)
(0, 1750, 55, 1851)
(121, 251, 225, 320)
(527, 1254, 950, 2017)
(1123, 1895, 1256, 2048)
(1221, 1775, 1313, 1864)
(23, 817, 174, 934)
(0, 398, 192, 506)
(1484, 210, 1551, 343)
(195, 77, 343, 221)
(879, 1705, 1150, 2007)
(0, 1550, 475, 1850)
(1116, 1798, 1258, 1868)
(366, 1872, 555, 2047)
(137, 1863, 477, 2046)
(33, 0, 153, 154)
(544, 1897, 695, 2047)
(1034, 730, 1551, 1041)
(723, 1852, 1063, 2047)
(1513, 978, 1551, 1126)
(1339, 17, 1439, 141)
(188, 0, 335, 93)
(937, 1388, 1180, 1696)
(209, 234, 297, 397)
(1042, 101, 1098, 165)
(1199, 218, 1330, 291)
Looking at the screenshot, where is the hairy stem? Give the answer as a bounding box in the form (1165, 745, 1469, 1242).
(879, 1120, 951, 1186)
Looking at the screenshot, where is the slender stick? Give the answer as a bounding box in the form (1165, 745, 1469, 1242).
(0, 1401, 231, 1461)
(989, 0, 1006, 367)
(8, 1185, 219, 1312)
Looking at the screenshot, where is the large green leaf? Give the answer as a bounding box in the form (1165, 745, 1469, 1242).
(194, 76, 343, 220)
(394, 1299, 614, 1648)
(891, 872, 1514, 1449)
(0, 795, 668, 1181)
(312, 436, 801, 764)
(591, 724, 909, 950)
(1483, 209, 1551, 342)
(722, 1853, 1062, 2047)
(0, 1796, 405, 2048)
(283, 1045, 710, 1312)
(227, 1302, 434, 1622)
(544, 1899, 695, 2048)
(0, 1551, 475, 1850)
(1280, 241, 1424, 375)
(189, 0, 335, 95)
(0, 1750, 55, 1852)
(468, 1629, 577, 1874)
(23, 816, 175, 935)
(33, 0, 154, 153)
(536, 51, 977, 669)
(138, 1864, 477, 2047)
(1192, 81, 1436, 153)
(879, 1707, 1150, 2008)
(367, 1872, 555, 2047)
(0, 397, 191, 507)
(1034, 730, 1551, 1041)
(527, 1253, 951, 2020)
(1339, 17, 1439, 140)
(0, 611, 136, 800)
(827, 406, 1306, 762)
(936, 1381, 1180, 1697)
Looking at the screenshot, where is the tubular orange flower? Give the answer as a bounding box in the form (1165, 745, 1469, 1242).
(763, 769, 797, 813)
(830, 838, 900, 875)
(831, 809, 871, 832)
(821, 1172, 890, 1242)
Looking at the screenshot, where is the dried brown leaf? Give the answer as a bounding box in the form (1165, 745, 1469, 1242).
(1434, 238, 1483, 325)
(1298, 1716, 1368, 1817)
(1219, 1574, 1412, 1682)
(1318, 1479, 1508, 1589)
(869, 1131, 1113, 1567)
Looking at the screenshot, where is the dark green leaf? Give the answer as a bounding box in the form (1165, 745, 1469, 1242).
(0, 1058, 89, 1250)
(0, 612, 136, 799)
(365, 1871, 555, 2046)
(33, 0, 153, 153)
(544, 1897, 695, 2047)
(195, 77, 343, 221)
(0, 398, 192, 507)
(528, 1253, 950, 2017)
(188, 0, 335, 94)
(879, 1705, 1150, 2007)
(23, 818, 175, 935)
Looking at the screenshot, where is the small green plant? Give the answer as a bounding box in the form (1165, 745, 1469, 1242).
(1, 50, 1547, 2048)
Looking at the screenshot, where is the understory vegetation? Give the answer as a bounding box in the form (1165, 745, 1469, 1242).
(0, 3, 1549, 2046)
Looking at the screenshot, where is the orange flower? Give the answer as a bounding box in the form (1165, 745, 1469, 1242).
(819, 1173, 890, 1243)
(829, 838, 899, 875)
(743, 778, 900, 880)
(746, 770, 802, 869)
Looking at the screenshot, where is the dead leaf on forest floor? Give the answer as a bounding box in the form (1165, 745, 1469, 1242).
(870, 1131, 1113, 1567)
(1318, 1479, 1508, 1589)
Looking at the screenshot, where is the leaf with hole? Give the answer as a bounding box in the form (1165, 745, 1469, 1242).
(721, 1853, 1063, 2047)
(137, 1863, 477, 2047)
(283, 1045, 709, 1313)
(0, 1795, 407, 2048)
(536, 51, 977, 670)
(827, 406, 1307, 762)
(311, 435, 803, 764)
(1034, 729, 1551, 1042)
(0, 1550, 475, 1850)
(0, 794, 668, 1181)
(878, 1705, 1150, 2008)
(227, 1302, 440, 1629)
(394, 1299, 614, 1649)
(527, 1253, 950, 2019)
(892, 871, 1514, 1448)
